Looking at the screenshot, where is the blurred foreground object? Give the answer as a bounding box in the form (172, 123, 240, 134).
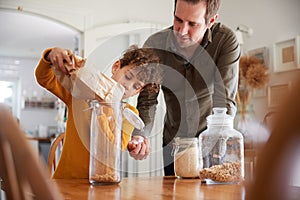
(0, 104, 63, 199)
(247, 76, 300, 200)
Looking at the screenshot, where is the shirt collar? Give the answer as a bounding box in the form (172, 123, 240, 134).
(201, 27, 212, 47)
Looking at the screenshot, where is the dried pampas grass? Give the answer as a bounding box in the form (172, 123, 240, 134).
(236, 55, 269, 119)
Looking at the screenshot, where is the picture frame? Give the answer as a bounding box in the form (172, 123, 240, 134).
(273, 36, 300, 72)
(248, 47, 269, 67)
(268, 82, 291, 108)
(253, 86, 267, 98)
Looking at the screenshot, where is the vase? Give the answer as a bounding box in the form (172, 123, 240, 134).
(234, 104, 256, 149)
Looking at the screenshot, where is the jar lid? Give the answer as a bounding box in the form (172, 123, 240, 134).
(206, 107, 233, 125)
(123, 108, 145, 130)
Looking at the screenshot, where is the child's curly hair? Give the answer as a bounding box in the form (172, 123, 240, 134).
(119, 45, 162, 93)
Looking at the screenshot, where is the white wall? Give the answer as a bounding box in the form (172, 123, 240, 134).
(218, 0, 300, 121)
(219, 0, 300, 49)
(0, 0, 174, 31)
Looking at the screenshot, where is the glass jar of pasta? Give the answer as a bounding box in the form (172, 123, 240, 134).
(199, 107, 244, 184)
(89, 100, 122, 185)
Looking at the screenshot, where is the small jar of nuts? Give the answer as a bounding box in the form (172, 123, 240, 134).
(199, 108, 244, 184)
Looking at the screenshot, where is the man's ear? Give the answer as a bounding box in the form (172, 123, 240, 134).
(207, 14, 219, 29)
(112, 60, 121, 75)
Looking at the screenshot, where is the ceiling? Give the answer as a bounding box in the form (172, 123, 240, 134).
(0, 9, 80, 59)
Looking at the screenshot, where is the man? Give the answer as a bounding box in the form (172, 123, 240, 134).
(130, 0, 240, 176)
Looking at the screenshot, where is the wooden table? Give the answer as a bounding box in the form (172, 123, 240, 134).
(54, 176, 246, 199)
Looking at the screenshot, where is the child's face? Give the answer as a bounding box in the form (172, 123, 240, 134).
(111, 61, 145, 99)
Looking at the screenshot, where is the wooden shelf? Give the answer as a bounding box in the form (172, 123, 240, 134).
(24, 100, 55, 109)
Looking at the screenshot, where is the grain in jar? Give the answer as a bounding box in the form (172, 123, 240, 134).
(173, 137, 202, 178)
(199, 107, 244, 184)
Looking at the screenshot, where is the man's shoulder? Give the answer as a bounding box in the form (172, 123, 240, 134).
(211, 22, 235, 36)
(144, 26, 172, 48)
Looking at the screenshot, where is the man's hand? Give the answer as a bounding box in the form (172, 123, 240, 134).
(127, 135, 150, 160)
(46, 47, 73, 75)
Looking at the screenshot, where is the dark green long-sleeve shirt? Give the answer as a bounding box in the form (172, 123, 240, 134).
(137, 23, 240, 145)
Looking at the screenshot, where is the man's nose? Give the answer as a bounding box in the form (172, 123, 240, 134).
(178, 22, 189, 35)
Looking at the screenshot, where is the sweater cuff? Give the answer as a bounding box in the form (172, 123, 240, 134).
(42, 48, 53, 64)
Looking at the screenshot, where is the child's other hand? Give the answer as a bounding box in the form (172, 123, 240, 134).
(127, 135, 150, 160)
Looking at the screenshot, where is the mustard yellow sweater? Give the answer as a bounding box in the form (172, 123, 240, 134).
(35, 49, 137, 179)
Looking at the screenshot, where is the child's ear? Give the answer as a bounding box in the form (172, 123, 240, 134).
(112, 60, 121, 75)
(134, 88, 143, 96)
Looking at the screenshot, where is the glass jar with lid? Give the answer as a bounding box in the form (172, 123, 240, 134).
(173, 137, 202, 178)
(199, 107, 244, 184)
(89, 99, 122, 185)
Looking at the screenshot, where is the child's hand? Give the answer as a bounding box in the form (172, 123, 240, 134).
(46, 47, 73, 75)
(127, 135, 150, 160)
(127, 135, 143, 154)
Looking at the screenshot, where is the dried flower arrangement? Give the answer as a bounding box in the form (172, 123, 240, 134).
(236, 55, 269, 120)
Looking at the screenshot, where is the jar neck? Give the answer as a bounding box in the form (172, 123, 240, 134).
(207, 123, 233, 129)
(173, 137, 198, 146)
(175, 137, 197, 142)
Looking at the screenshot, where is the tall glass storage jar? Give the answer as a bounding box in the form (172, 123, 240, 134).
(89, 100, 122, 185)
(173, 137, 202, 178)
(199, 108, 244, 184)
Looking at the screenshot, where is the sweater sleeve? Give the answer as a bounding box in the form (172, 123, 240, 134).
(34, 48, 72, 104)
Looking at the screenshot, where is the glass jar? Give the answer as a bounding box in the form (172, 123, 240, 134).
(199, 107, 244, 184)
(89, 100, 122, 185)
(173, 137, 201, 178)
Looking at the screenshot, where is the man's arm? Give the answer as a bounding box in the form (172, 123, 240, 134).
(213, 29, 240, 116)
(136, 86, 159, 131)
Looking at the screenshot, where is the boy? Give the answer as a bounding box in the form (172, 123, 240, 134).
(35, 45, 161, 178)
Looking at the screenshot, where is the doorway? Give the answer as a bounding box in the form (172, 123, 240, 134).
(0, 78, 20, 118)
(0, 9, 81, 121)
